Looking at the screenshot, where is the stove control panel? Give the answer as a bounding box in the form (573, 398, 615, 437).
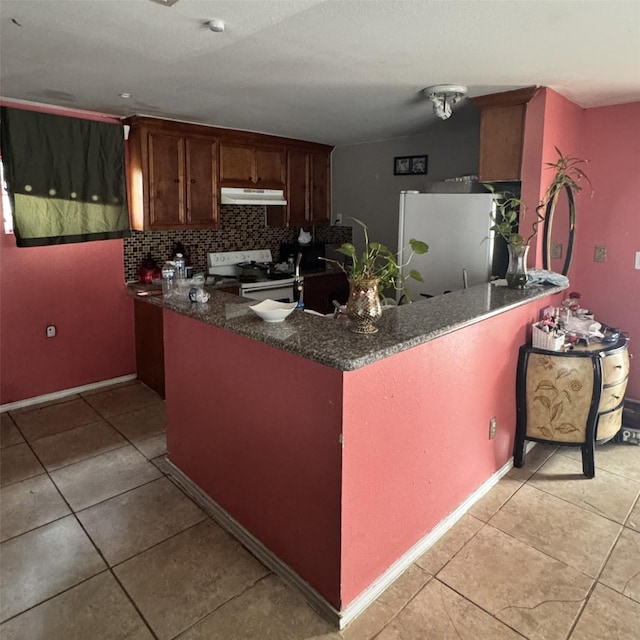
(207, 249, 273, 275)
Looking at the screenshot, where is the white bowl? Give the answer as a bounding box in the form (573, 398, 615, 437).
(249, 299, 297, 323)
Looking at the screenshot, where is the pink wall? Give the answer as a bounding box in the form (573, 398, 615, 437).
(572, 102, 640, 400)
(340, 293, 559, 606)
(522, 92, 638, 399)
(0, 101, 135, 404)
(163, 311, 344, 607)
(161, 290, 558, 611)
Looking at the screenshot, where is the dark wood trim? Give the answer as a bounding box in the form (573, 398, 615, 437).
(124, 115, 333, 153)
(471, 86, 539, 109)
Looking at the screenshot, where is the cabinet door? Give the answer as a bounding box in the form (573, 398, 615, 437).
(148, 131, 185, 228)
(185, 138, 218, 227)
(478, 104, 527, 182)
(219, 143, 254, 185)
(287, 149, 309, 226)
(255, 147, 285, 187)
(134, 300, 165, 398)
(310, 151, 330, 224)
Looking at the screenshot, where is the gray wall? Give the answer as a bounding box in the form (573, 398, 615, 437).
(331, 103, 481, 254)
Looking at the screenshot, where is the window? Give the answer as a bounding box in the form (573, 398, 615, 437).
(0, 107, 130, 247)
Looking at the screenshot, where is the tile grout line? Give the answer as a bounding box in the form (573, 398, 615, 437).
(170, 571, 274, 639)
(367, 568, 434, 640)
(1, 388, 167, 637)
(432, 450, 592, 640)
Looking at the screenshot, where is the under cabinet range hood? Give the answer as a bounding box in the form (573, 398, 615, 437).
(220, 187, 287, 206)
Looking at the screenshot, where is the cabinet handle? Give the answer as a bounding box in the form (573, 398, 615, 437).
(615, 365, 623, 369)
(612, 395, 620, 400)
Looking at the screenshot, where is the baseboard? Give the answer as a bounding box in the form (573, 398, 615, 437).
(337, 454, 516, 627)
(162, 453, 517, 629)
(162, 459, 341, 626)
(0, 374, 137, 412)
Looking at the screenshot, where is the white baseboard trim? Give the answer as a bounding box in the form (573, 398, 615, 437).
(0, 374, 137, 412)
(337, 455, 517, 627)
(163, 453, 520, 629)
(162, 459, 341, 626)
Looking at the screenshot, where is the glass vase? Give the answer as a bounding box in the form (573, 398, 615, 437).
(346, 278, 382, 334)
(506, 243, 530, 289)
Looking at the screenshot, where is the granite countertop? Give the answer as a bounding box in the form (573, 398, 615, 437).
(128, 281, 566, 371)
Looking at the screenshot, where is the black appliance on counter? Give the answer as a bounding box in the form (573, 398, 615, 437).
(280, 243, 326, 272)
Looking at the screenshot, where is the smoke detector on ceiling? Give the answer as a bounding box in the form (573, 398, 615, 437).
(423, 85, 468, 120)
(207, 19, 225, 32)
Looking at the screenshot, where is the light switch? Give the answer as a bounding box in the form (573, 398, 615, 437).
(635, 251, 640, 270)
(551, 243, 563, 259)
(594, 246, 607, 262)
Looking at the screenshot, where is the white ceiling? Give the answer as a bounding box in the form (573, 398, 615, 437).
(1, 0, 639, 146)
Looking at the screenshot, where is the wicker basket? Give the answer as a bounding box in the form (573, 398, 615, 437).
(532, 323, 565, 351)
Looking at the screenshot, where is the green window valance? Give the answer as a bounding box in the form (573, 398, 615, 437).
(0, 106, 130, 247)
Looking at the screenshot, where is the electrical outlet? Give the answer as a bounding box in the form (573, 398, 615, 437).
(46, 324, 56, 338)
(551, 243, 563, 259)
(489, 417, 497, 440)
(594, 245, 607, 262)
(635, 251, 640, 270)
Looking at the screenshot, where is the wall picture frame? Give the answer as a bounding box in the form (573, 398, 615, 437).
(394, 155, 428, 176)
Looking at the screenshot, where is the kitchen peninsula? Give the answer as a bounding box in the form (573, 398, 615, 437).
(133, 282, 565, 626)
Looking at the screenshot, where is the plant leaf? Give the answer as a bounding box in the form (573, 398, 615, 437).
(550, 402, 563, 421)
(408, 269, 423, 282)
(556, 368, 571, 379)
(540, 426, 553, 438)
(535, 380, 555, 391)
(409, 239, 429, 254)
(337, 243, 356, 259)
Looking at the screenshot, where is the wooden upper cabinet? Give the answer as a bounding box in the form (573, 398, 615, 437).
(126, 116, 332, 230)
(255, 147, 286, 187)
(310, 150, 330, 224)
(472, 87, 538, 182)
(127, 118, 218, 230)
(148, 131, 185, 228)
(277, 148, 331, 227)
(219, 141, 285, 188)
(287, 149, 310, 226)
(185, 137, 218, 226)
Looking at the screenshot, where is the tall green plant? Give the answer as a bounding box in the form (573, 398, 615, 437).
(485, 147, 591, 246)
(322, 217, 428, 296)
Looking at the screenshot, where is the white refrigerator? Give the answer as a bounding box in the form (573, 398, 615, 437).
(397, 192, 498, 298)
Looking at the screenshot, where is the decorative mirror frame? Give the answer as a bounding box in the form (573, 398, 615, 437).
(542, 184, 575, 276)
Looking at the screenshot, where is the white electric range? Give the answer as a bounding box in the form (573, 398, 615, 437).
(207, 249, 298, 302)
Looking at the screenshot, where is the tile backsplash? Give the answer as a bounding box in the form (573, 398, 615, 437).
(123, 205, 352, 281)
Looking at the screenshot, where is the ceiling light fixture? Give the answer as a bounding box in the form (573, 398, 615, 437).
(423, 85, 468, 120)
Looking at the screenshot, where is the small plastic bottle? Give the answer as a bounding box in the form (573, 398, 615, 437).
(161, 261, 175, 297)
(174, 253, 186, 280)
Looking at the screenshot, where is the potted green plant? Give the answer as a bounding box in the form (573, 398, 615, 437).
(485, 147, 591, 288)
(322, 217, 428, 333)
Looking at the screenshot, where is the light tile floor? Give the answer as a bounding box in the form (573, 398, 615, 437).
(1, 381, 639, 639)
